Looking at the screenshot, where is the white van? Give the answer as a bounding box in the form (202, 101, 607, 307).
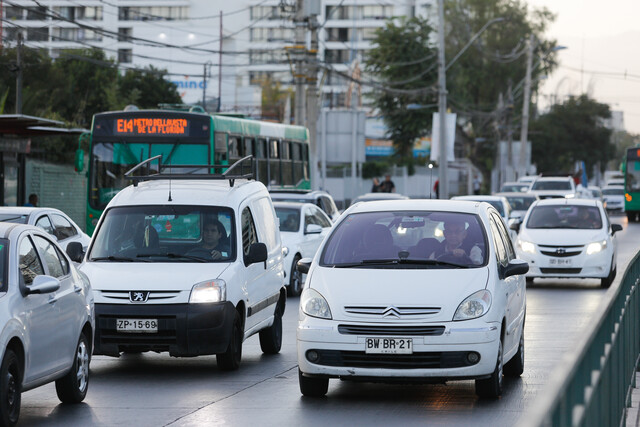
(76, 158, 286, 370)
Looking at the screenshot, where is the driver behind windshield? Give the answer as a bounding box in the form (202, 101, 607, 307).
(194, 218, 230, 260)
(431, 218, 483, 265)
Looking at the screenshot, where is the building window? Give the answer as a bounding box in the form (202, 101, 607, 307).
(27, 27, 49, 41)
(118, 6, 188, 21)
(250, 6, 283, 20)
(118, 27, 132, 42)
(118, 49, 133, 63)
(249, 49, 287, 65)
(26, 7, 47, 20)
(5, 7, 23, 20)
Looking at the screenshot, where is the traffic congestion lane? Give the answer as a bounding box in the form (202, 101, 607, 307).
(18, 216, 636, 426)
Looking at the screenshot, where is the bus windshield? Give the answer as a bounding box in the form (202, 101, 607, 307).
(627, 160, 640, 192)
(89, 140, 209, 210)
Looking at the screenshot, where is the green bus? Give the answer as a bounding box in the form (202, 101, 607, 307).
(77, 109, 310, 234)
(624, 146, 640, 222)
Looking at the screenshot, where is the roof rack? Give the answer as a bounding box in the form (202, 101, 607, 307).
(124, 155, 256, 188)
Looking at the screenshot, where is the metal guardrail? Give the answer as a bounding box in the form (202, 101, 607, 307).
(525, 251, 640, 427)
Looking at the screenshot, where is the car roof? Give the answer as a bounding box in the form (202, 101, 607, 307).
(534, 198, 600, 207)
(494, 192, 538, 199)
(501, 181, 528, 186)
(533, 176, 573, 181)
(347, 199, 489, 215)
(270, 190, 331, 198)
(272, 201, 318, 210)
(0, 222, 46, 239)
(0, 207, 60, 215)
(108, 179, 267, 208)
(452, 195, 507, 203)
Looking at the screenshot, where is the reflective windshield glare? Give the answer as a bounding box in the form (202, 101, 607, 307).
(526, 205, 602, 230)
(320, 211, 487, 268)
(89, 205, 235, 262)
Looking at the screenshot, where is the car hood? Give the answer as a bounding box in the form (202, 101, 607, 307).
(80, 262, 231, 291)
(308, 266, 489, 322)
(520, 228, 606, 246)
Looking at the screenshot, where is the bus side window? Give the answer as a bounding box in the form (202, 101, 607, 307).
(229, 135, 240, 159)
(257, 139, 268, 186)
(281, 141, 293, 186)
(243, 138, 254, 157)
(214, 132, 228, 165)
(302, 143, 309, 181)
(269, 139, 281, 186)
(292, 142, 302, 187)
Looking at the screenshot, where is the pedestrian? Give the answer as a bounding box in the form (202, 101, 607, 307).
(473, 176, 481, 195)
(25, 193, 38, 207)
(378, 174, 396, 193)
(371, 177, 381, 193)
(433, 179, 439, 199)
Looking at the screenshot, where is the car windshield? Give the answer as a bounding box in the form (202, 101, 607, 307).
(274, 207, 300, 232)
(526, 205, 602, 230)
(0, 239, 7, 292)
(320, 211, 487, 268)
(501, 184, 528, 192)
(602, 188, 624, 195)
(531, 180, 572, 190)
(89, 205, 235, 262)
(506, 196, 535, 211)
(0, 214, 28, 224)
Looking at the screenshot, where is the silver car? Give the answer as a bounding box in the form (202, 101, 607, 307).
(0, 224, 94, 426)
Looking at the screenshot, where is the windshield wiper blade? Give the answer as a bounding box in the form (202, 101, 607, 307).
(332, 258, 470, 268)
(136, 253, 208, 262)
(90, 255, 144, 262)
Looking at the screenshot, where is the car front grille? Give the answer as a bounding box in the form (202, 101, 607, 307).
(100, 290, 182, 302)
(338, 325, 445, 336)
(540, 268, 582, 274)
(538, 244, 584, 258)
(344, 306, 441, 318)
(307, 350, 478, 369)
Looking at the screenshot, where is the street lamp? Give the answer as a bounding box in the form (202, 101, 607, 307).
(429, 163, 434, 198)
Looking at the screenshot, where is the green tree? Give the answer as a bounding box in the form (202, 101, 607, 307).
(117, 66, 181, 110)
(259, 76, 291, 122)
(365, 17, 438, 166)
(530, 95, 613, 173)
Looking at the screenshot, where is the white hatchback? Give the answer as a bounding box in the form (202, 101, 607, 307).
(273, 202, 332, 296)
(514, 198, 621, 287)
(296, 200, 528, 398)
(0, 224, 94, 426)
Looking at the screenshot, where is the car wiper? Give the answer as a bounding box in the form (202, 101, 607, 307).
(136, 253, 208, 262)
(90, 255, 147, 262)
(331, 258, 469, 268)
(399, 258, 470, 268)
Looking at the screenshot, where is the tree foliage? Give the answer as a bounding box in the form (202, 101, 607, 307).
(530, 95, 613, 173)
(365, 17, 438, 164)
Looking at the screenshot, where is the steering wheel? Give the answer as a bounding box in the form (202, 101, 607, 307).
(436, 251, 472, 265)
(186, 247, 216, 260)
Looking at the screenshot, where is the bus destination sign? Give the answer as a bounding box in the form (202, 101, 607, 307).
(115, 118, 189, 136)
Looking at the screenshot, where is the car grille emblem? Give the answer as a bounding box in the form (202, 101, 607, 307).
(556, 248, 566, 255)
(382, 306, 402, 318)
(130, 291, 149, 303)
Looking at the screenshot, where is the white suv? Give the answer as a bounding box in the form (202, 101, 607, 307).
(77, 159, 286, 370)
(529, 176, 576, 199)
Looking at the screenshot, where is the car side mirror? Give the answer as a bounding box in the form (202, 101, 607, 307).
(509, 220, 521, 234)
(27, 275, 61, 295)
(611, 224, 623, 234)
(245, 242, 268, 267)
(305, 224, 322, 235)
(66, 241, 84, 263)
(297, 257, 312, 274)
(502, 259, 529, 279)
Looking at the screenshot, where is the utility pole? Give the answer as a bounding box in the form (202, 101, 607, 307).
(519, 34, 535, 178)
(506, 80, 514, 182)
(306, 15, 319, 189)
(293, 0, 306, 125)
(16, 32, 22, 114)
(202, 62, 207, 109)
(217, 11, 223, 112)
(437, 0, 448, 199)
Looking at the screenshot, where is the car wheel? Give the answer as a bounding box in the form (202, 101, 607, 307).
(601, 262, 616, 288)
(504, 330, 525, 377)
(259, 300, 283, 354)
(525, 277, 534, 285)
(475, 339, 503, 398)
(288, 255, 303, 297)
(298, 369, 329, 397)
(55, 332, 90, 403)
(217, 310, 243, 371)
(0, 348, 22, 427)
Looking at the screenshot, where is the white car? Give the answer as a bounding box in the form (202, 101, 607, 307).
(499, 182, 530, 193)
(514, 199, 621, 287)
(273, 202, 332, 296)
(529, 176, 576, 199)
(0, 224, 94, 426)
(0, 207, 91, 252)
(602, 186, 625, 213)
(494, 192, 539, 223)
(270, 190, 341, 222)
(296, 200, 529, 398)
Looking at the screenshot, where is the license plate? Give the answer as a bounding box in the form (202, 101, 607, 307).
(116, 318, 158, 333)
(365, 337, 413, 354)
(549, 258, 572, 265)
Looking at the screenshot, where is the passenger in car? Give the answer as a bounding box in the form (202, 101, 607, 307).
(193, 218, 230, 260)
(432, 219, 483, 265)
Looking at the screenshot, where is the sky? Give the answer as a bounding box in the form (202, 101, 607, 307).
(525, 0, 640, 133)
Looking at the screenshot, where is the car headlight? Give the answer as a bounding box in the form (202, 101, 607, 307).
(454, 290, 492, 321)
(586, 240, 607, 255)
(189, 280, 226, 303)
(300, 288, 332, 319)
(518, 239, 535, 254)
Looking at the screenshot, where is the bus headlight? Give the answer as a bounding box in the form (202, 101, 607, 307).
(190, 280, 226, 303)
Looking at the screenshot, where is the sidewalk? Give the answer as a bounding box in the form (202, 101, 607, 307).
(627, 372, 640, 426)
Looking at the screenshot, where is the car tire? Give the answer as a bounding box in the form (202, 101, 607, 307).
(601, 263, 616, 288)
(217, 310, 243, 371)
(504, 330, 525, 377)
(475, 339, 503, 398)
(0, 348, 22, 427)
(288, 255, 303, 297)
(525, 277, 534, 285)
(298, 369, 329, 397)
(259, 301, 283, 354)
(55, 332, 90, 403)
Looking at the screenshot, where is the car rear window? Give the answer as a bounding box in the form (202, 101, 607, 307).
(0, 214, 28, 224)
(531, 180, 572, 190)
(507, 197, 536, 210)
(320, 211, 487, 268)
(526, 205, 602, 230)
(602, 188, 624, 195)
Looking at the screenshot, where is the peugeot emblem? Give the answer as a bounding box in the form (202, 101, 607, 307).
(129, 291, 149, 303)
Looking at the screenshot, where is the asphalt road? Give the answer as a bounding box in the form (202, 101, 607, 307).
(19, 215, 639, 427)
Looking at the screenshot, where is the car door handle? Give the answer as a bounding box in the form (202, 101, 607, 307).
(48, 294, 58, 304)
(74, 285, 82, 293)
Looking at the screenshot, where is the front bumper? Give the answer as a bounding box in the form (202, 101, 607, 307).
(297, 317, 500, 380)
(518, 248, 612, 279)
(94, 302, 236, 357)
